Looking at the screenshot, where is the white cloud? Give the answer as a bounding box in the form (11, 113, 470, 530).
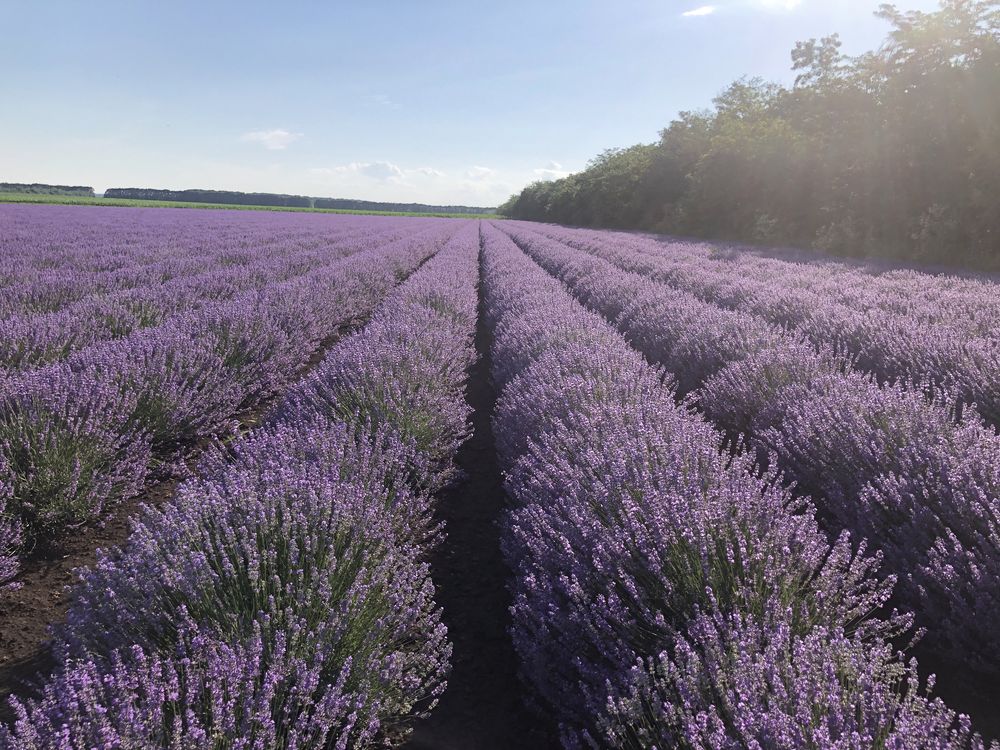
(239, 129, 303, 150)
(312, 161, 449, 184)
(306, 161, 511, 205)
(533, 161, 571, 180)
(313, 161, 406, 182)
(466, 165, 496, 180)
(681, 5, 716, 16)
(356, 161, 405, 181)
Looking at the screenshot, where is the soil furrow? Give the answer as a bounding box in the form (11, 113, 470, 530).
(404, 244, 557, 750)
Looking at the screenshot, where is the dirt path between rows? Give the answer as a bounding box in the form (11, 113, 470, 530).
(404, 257, 557, 750)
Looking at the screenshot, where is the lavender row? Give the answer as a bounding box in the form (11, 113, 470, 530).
(0, 205, 428, 317)
(0, 221, 427, 369)
(499, 223, 1000, 677)
(0, 221, 481, 748)
(479, 222, 989, 748)
(519, 221, 1000, 337)
(0, 223, 458, 593)
(515, 221, 1000, 427)
(0, 215, 417, 322)
(0, 207, 346, 315)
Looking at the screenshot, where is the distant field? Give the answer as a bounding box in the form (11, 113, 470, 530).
(0, 191, 498, 219)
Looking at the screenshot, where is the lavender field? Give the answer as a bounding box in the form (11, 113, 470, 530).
(1, 203, 999, 748)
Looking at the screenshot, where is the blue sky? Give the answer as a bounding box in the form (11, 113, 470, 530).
(2, 0, 940, 206)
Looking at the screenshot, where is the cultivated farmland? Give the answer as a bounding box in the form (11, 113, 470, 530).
(0, 204, 998, 748)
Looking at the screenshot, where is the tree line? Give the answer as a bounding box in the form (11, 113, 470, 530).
(1, 183, 95, 197)
(104, 188, 495, 215)
(104, 188, 314, 208)
(499, 1, 1000, 270)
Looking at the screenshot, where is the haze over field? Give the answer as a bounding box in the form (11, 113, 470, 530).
(3, 0, 938, 205)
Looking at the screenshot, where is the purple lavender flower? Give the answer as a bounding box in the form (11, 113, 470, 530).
(497, 220, 1000, 677)
(0, 363, 151, 532)
(599, 608, 992, 750)
(479, 221, 992, 747)
(1, 214, 483, 747)
(3, 615, 386, 749)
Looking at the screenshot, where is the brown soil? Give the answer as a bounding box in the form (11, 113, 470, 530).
(0, 477, 179, 721)
(403, 266, 558, 749)
(910, 641, 1000, 742)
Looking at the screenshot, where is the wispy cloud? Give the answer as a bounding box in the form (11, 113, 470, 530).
(308, 161, 508, 204)
(312, 161, 406, 182)
(533, 161, 571, 180)
(239, 129, 303, 150)
(312, 161, 449, 183)
(681, 5, 716, 16)
(466, 165, 496, 181)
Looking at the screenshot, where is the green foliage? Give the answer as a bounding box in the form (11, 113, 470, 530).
(0, 183, 94, 197)
(499, 0, 1000, 270)
(0, 408, 138, 533)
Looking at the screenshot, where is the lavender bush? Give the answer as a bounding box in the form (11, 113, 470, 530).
(501, 221, 1000, 676)
(478, 223, 989, 747)
(3, 617, 386, 749)
(697, 340, 840, 437)
(34, 419, 450, 748)
(600, 608, 991, 750)
(0, 213, 457, 566)
(763, 379, 1000, 665)
(0, 364, 151, 532)
(1, 214, 482, 747)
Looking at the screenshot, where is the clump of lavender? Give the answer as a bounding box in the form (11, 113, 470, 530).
(858, 422, 1000, 668)
(498, 221, 1000, 678)
(599, 607, 994, 750)
(74, 324, 242, 455)
(761, 376, 1000, 667)
(950, 336, 1000, 427)
(2, 223, 482, 746)
(202, 298, 305, 409)
(479, 223, 992, 747)
(0, 363, 151, 533)
(46, 419, 449, 747)
(698, 339, 839, 437)
(490, 305, 623, 391)
(3, 615, 386, 749)
(279, 305, 473, 492)
(758, 374, 953, 512)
